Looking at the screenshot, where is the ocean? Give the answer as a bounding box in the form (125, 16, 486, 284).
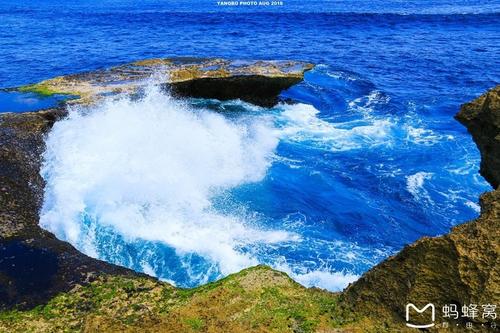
(1, 0, 498, 290)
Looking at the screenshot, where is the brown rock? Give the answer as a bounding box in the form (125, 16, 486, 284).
(456, 85, 500, 189)
(16, 58, 314, 107)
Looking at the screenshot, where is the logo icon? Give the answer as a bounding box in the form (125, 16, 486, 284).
(406, 303, 435, 328)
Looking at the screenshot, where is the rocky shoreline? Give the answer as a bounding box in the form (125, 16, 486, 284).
(0, 59, 498, 332)
(0, 58, 313, 310)
(0, 108, 145, 310)
(14, 58, 313, 107)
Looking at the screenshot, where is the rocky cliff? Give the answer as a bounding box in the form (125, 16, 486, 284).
(456, 86, 500, 188)
(0, 61, 498, 332)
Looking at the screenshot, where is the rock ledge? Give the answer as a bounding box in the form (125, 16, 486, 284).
(16, 58, 314, 107)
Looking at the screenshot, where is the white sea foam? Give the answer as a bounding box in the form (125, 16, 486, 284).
(141, 262, 156, 277)
(39, 85, 296, 276)
(278, 103, 393, 151)
(405, 125, 454, 145)
(406, 172, 434, 201)
(323, 67, 359, 82)
(39, 85, 364, 292)
(464, 200, 481, 213)
(271, 259, 359, 291)
(348, 90, 390, 114)
(292, 269, 359, 290)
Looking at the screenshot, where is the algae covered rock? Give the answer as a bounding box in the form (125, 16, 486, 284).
(0, 266, 343, 333)
(16, 58, 314, 107)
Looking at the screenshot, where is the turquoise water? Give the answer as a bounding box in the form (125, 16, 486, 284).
(1, 0, 497, 290)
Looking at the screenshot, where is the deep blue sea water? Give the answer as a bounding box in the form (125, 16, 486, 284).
(1, 0, 498, 290)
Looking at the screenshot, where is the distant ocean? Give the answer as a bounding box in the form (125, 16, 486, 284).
(2, 0, 498, 290)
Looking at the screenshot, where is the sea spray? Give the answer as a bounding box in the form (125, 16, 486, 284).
(37, 84, 403, 290)
(41, 83, 467, 292)
(40, 84, 293, 278)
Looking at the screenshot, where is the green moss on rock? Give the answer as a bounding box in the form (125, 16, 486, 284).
(11, 58, 314, 107)
(18, 82, 66, 96)
(0, 266, 349, 333)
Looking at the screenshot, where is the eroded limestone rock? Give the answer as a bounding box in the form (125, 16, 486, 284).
(456, 85, 500, 189)
(16, 58, 314, 107)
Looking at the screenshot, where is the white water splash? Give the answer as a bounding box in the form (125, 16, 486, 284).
(39, 85, 363, 291)
(293, 269, 359, 290)
(405, 125, 454, 145)
(348, 90, 390, 115)
(40, 85, 294, 276)
(464, 200, 481, 213)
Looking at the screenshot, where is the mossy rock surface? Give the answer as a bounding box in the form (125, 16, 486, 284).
(0, 266, 351, 333)
(15, 58, 314, 107)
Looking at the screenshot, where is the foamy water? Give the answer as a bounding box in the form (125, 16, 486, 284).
(40, 86, 290, 273)
(39, 85, 361, 290)
(278, 103, 394, 151)
(38, 67, 489, 292)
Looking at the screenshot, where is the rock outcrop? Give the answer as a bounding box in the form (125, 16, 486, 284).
(342, 190, 499, 330)
(456, 86, 500, 189)
(16, 58, 314, 107)
(0, 266, 343, 333)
